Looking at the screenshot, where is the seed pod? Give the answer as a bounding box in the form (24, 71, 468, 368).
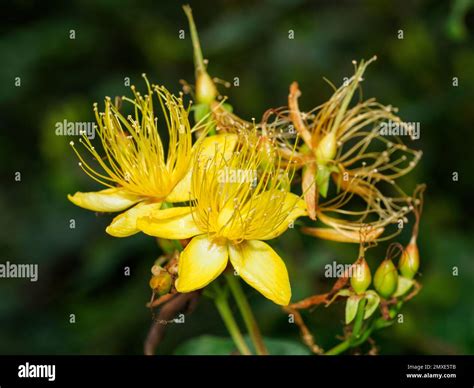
(149, 271, 173, 296)
(374, 259, 398, 299)
(350, 258, 372, 294)
(196, 71, 217, 104)
(315, 132, 337, 164)
(399, 237, 420, 279)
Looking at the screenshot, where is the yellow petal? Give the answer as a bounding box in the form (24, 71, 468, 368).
(166, 134, 238, 203)
(166, 170, 192, 203)
(106, 201, 162, 237)
(247, 192, 307, 240)
(229, 240, 291, 305)
(301, 226, 384, 243)
(137, 206, 202, 239)
(196, 133, 238, 162)
(68, 188, 143, 212)
(175, 235, 228, 292)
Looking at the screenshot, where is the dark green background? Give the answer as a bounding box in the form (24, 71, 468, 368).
(1, 0, 473, 354)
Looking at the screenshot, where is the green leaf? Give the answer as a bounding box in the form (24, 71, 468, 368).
(174, 335, 311, 355)
(263, 338, 311, 355)
(393, 276, 414, 297)
(345, 295, 361, 324)
(174, 335, 235, 355)
(326, 289, 352, 306)
(363, 290, 380, 320)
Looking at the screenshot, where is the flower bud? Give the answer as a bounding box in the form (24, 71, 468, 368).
(315, 132, 337, 164)
(196, 71, 217, 104)
(374, 259, 398, 299)
(399, 238, 419, 279)
(157, 238, 176, 254)
(350, 258, 372, 294)
(149, 271, 172, 296)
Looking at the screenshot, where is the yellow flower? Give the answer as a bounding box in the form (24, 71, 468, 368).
(137, 134, 306, 305)
(68, 77, 238, 237)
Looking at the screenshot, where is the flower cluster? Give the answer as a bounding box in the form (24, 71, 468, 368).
(68, 5, 425, 355)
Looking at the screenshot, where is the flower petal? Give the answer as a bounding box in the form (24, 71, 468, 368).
(166, 170, 192, 203)
(106, 201, 162, 237)
(301, 226, 384, 243)
(196, 133, 238, 162)
(229, 240, 291, 305)
(137, 206, 202, 239)
(166, 134, 238, 203)
(175, 235, 228, 292)
(68, 188, 143, 212)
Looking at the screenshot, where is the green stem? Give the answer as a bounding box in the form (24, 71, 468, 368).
(213, 289, 252, 356)
(325, 339, 352, 355)
(325, 302, 399, 355)
(183, 5, 205, 75)
(352, 297, 367, 339)
(225, 273, 268, 355)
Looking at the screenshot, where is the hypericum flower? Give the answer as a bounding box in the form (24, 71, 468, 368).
(137, 134, 306, 305)
(68, 77, 236, 237)
(262, 58, 421, 243)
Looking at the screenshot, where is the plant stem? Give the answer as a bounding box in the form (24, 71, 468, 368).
(352, 297, 367, 339)
(325, 339, 352, 355)
(213, 289, 252, 356)
(325, 302, 399, 355)
(225, 273, 268, 355)
(183, 5, 205, 75)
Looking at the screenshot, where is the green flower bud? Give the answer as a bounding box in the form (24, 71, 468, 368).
(149, 271, 172, 296)
(399, 238, 419, 279)
(374, 259, 398, 299)
(157, 238, 176, 254)
(350, 258, 372, 294)
(315, 132, 337, 164)
(196, 71, 217, 104)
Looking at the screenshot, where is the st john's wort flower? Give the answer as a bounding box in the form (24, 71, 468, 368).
(137, 133, 306, 305)
(68, 76, 237, 237)
(262, 58, 422, 243)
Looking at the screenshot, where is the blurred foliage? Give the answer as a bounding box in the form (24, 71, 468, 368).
(174, 335, 311, 355)
(0, 0, 473, 355)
